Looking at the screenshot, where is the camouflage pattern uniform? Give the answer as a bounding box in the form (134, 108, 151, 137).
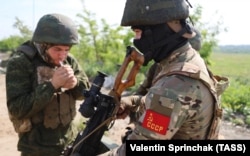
(6, 14, 90, 156)
(130, 27, 202, 124)
(100, 0, 229, 155)
(131, 43, 214, 139)
(103, 43, 222, 156)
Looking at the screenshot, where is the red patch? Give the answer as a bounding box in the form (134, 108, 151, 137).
(142, 109, 170, 135)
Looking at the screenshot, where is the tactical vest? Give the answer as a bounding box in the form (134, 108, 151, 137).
(153, 45, 229, 139)
(9, 41, 76, 133)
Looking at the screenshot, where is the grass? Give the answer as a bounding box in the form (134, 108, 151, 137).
(209, 52, 250, 81)
(209, 52, 250, 127)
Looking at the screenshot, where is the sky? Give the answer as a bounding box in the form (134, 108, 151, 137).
(1, 0, 250, 45)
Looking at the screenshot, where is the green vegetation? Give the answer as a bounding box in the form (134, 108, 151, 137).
(210, 53, 250, 79)
(1, 3, 249, 128)
(0, 17, 32, 52)
(209, 52, 250, 127)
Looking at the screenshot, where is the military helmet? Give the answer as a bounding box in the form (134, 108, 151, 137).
(189, 28, 202, 51)
(121, 0, 190, 26)
(32, 13, 78, 45)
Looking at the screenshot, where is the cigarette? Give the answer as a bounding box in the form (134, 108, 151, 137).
(59, 61, 64, 67)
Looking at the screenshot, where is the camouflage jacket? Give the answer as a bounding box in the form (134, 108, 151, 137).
(6, 41, 90, 155)
(133, 43, 215, 140)
(100, 41, 229, 156)
(101, 42, 228, 156)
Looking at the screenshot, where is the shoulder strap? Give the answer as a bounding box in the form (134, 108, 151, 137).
(16, 41, 37, 60)
(153, 62, 217, 93)
(153, 62, 229, 101)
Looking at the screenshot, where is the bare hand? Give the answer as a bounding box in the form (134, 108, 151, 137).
(62, 75, 77, 89)
(51, 65, 75, 89)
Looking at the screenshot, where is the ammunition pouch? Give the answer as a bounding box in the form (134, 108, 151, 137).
(8, 113, 32, 133)
(9, 92, 76, 134)
(206, 75, 229, 139)
(44, 92, 76, 129)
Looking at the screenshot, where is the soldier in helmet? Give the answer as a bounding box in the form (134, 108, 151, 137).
(129, 27, 202, 123)
(6, 13, 90, 156)
(135, 27, 202, 96)
(100, 0, 228, 155)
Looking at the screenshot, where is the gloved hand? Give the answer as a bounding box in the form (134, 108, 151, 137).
(121, 123, 135, 143)
(116, 95, 145, 119)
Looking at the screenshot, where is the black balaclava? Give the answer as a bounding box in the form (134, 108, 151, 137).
(133, 19, 193, 66)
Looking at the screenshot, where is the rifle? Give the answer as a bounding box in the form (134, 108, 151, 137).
(61, 46, 144, 156)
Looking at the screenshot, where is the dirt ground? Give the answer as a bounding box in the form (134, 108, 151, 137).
(1, 69, 250, 155)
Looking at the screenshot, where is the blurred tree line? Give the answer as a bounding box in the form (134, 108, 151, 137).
(0, 4, 222, 77)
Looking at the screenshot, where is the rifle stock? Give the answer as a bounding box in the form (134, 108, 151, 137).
(61, 46, 144, 156)
(113, 46, 145, 96)
(108, 46, 144, 122)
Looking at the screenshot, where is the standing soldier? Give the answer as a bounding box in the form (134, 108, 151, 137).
(129, 27, 202, 124)
(101, 0, 229, 155)
(6, 13, 90, 156)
